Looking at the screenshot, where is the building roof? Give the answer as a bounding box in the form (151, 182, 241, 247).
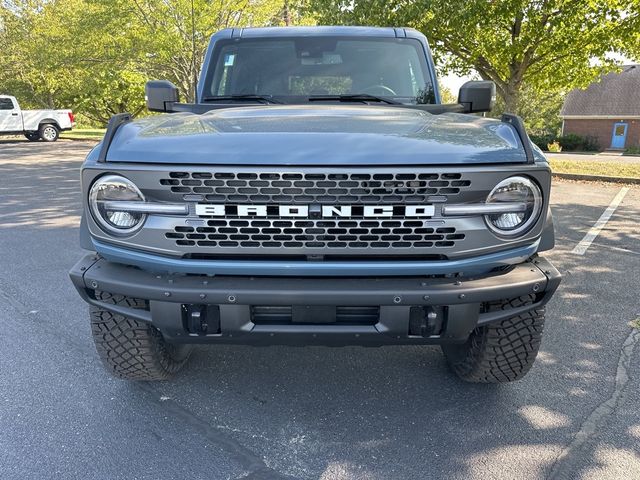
(561, 65, 640, 117)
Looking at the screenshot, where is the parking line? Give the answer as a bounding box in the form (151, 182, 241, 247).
(572, 187, 630, 255)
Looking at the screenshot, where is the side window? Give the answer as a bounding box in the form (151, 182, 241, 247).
(0, 98, 15, 110)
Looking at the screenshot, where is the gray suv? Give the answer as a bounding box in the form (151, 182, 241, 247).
(69, 26, 561, 383)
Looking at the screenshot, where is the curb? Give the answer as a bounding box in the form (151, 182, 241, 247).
(552, 172, 640, 185)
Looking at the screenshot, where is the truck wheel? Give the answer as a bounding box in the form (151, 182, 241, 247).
(24, 132, 40, 142)
(441, 295, 545, 383)
(38, 123, 59, 142)
(90, 292, 193, 380)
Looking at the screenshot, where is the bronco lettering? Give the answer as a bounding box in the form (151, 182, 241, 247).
(194, 204, 435, 218)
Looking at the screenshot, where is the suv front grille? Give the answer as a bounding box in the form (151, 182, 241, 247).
(160, 171, 472, 204)
(142, 167, 481, 257)
(166, 219, 465, 250)
(87, 165, 551, 260)
(251, 305, 379, 325)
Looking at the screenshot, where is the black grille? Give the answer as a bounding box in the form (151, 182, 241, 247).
(166, 219, 465, 250)
(160, 171, 471, 204)
(251, 306, 379, 325)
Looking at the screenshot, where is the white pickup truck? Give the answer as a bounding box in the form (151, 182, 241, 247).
(0, 95, 75, 142)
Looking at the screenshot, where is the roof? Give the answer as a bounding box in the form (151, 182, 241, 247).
(561, 65, 640, 117)
(217, 26, 421, 39)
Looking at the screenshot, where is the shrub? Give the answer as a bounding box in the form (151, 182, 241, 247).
(624, 146, 640, 156)
(557, 133, 600, 152)
(557, 133, 584, 151)
(529, 134, 555, 151)
(547, 141, 562, 152)
(582, 135, 600, 152)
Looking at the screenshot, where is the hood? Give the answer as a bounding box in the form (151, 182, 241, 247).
(106, 105, 527, 165)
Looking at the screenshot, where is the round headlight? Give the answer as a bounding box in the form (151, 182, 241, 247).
(485, 176, 542, 237)
(89, 175, 146, 235)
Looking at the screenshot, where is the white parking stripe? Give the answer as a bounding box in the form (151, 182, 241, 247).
(572, 187, 630, 255)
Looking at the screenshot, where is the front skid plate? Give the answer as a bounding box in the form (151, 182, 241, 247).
(69, 255, 561, 346)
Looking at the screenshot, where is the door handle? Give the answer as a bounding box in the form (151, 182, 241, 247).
(11, 113, 18, 116)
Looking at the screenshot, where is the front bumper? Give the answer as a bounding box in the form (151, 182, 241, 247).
(69, 254, 561, 346)
(93, 239, 541, 277)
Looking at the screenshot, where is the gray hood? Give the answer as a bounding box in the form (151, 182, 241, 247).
(106, 105, 527, 165)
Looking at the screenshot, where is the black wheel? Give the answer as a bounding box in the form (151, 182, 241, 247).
(442, 295, 545, 383)
(90, 291, 193, 380)
(24, 132, 40, 141)
(38, 123, 59, 142)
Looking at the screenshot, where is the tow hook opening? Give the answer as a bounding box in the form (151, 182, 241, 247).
(409, 306, 445, 337)
(182, 304, 221, 335)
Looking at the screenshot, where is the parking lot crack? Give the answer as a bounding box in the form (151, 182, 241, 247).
(547, 326, 640, 479)
(136, 384, 295, 480)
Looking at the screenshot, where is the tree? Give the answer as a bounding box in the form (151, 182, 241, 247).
(125, 0, 286, 102)
(0, 0, 144, 115)
(0, 0, 295, 123)
(438, 85, 457, 104)
(624, 13, 640, 63)
(308, 0, 638, 113)
(494, 83, 564, 137)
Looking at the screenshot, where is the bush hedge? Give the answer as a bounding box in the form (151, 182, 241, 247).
(530, 133, 600, 152)
(530, 134, 555, 151)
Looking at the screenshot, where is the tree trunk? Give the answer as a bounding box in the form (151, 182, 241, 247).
(284, 0, 291, 26)
(502, 85, 521, 114)
(502, 64, 526, 114)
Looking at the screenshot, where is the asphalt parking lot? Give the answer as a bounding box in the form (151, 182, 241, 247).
(1, 139, 639, 480)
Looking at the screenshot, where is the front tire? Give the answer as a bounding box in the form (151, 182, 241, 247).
(38, 123, 59, 142)
(442, 295, 545, 383)
(90, 292, 193, 380)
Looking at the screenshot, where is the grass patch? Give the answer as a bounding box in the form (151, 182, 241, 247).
(549, 159, 640, 179)
(629, 317, 640, 330)
(61, 128, 105, 140)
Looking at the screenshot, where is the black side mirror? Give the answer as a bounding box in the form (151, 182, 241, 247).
(458, 81, 496, 113)
(145, 80, 179, 112)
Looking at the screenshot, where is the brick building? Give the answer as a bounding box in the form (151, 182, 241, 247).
(560, 65, 640, 151)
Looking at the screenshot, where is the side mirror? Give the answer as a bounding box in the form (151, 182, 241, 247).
(458, 81, 496, 113)
(145, 80, 179, 112)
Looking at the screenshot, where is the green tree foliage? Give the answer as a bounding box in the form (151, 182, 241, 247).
(0, 0, 144, 123)
(125, 0, 285, 103)
(308, 0, 640, 114)
(0, 0, 290, 125)
(438, 85, 457, 104)
(3, 0, 637, 129)
(499, 84, 564, 137)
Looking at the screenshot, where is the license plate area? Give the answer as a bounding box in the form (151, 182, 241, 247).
(293, 305, 336, 323)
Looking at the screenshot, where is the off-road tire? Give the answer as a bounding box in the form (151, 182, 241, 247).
(442, 295, 545, 383)
(38, 123, 59, 142)
(90, 292, 193, 380)
(24, 132, 40, 141)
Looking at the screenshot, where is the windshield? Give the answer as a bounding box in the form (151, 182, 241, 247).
(204, 37, 436, 104)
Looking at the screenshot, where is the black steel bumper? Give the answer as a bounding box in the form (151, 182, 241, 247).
(69, 254, 561, 346)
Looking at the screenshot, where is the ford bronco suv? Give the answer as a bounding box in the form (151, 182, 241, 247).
(69, 26, 561, 383)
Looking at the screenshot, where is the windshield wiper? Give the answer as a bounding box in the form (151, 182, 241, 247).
(202, 95, 283, 104)
(308, 94, 401, 105)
